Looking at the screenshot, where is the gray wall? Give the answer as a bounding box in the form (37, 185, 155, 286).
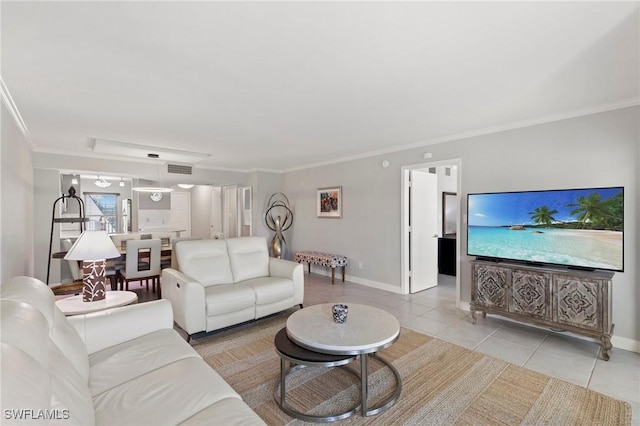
(283, 106, 639, 350)
(1, 103, 35, 282)
(250, 171, 289, 255)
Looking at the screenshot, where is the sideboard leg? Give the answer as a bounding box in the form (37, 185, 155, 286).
(470, 303, 477, 324)
(600, 324, 614, 361)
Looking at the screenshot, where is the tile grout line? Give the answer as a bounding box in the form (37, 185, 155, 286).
(522, 333, 549, 367)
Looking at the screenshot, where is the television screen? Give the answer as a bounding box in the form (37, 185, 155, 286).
(467, 187, 624, 272)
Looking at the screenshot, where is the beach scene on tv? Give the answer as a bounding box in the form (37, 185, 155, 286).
(467, 187, 624, 271)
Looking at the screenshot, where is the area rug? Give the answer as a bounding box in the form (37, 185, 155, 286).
(191, 310, 631, 425)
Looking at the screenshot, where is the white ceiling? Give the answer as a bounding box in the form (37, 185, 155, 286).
(2, 1, 639, 172)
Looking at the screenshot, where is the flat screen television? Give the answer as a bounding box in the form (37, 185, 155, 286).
(467, 187, 624, 272)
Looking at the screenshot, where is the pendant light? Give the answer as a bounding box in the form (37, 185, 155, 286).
(94, 176, 111, 188)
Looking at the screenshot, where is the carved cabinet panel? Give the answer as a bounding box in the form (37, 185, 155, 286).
(470, 260, 614, 360)
(473, 264, 507, 309)
(553, 276, 603, 332)
(510, 269, 549, 320)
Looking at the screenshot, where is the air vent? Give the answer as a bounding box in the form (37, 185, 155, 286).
(167, 164, 193, 175)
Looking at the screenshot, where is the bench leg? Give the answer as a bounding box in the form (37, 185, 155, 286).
(341, 266, 345, 282)
(331, 268, 335, 285)
(308, 262, 311, 274)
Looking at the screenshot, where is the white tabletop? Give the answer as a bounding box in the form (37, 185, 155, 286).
(286, 303, 400, 355)
(55, 291, 138, 315)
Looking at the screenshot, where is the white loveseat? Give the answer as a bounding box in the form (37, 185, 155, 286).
(161, 236, 304, 338)
(0, 276, 265, 425)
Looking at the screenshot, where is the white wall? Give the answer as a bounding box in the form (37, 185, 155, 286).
(283, 106, 639, 350)
(1, 103, 34, 282)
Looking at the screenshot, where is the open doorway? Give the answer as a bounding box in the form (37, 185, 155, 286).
(401, 158, 461, 306)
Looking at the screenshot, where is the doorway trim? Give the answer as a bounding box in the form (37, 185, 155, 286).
(400, 158, 462, 307)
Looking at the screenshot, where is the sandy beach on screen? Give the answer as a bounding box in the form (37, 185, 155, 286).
(551, 229, 622, 245)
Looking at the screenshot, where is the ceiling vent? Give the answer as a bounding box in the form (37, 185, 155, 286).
(167, 164, 193, 175)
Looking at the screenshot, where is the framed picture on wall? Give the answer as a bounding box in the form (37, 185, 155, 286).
(317, 186, 342, 218)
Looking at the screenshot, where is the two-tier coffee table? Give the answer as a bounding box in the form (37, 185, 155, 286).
(275, 303, 402, 421)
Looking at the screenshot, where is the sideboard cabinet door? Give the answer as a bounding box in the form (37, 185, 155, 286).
(509, 268, 550, 321)
(553, 276, 605, 332)
(472, 263, 508, 310)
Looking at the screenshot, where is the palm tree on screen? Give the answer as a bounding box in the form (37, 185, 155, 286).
(567, 193, 606, 229)
(529, 206, 558, 226)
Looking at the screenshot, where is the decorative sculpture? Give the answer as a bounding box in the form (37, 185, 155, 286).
(265, 193, 293, 259)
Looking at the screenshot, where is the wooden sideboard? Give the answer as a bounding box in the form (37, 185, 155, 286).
(470, 260, 614, 360)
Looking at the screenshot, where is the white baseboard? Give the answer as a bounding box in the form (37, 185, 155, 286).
(307, 269, 403, 294)
(611, 335, 640, 353)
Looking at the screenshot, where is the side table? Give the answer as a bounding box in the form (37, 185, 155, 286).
(55, 291, 138, 316)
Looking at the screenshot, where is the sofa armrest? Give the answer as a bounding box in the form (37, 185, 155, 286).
(67, 299, 173, 355)
(161, 268, 207, 335)
(269, 258, 304, 305)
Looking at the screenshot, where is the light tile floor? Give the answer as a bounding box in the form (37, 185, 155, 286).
(303, 272, 640, 424)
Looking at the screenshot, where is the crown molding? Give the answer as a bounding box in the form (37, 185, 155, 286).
(0, 76, 34, 150)
(283, 98, 640, 173)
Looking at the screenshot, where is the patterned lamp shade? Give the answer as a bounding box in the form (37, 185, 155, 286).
(64, 231, 121, 302)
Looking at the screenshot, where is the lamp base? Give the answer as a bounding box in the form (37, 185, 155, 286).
(81, 259, 107, 302)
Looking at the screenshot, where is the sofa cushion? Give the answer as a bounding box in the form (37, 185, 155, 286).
(0, 344, 52, 422)
(49, 341, 95, 425)
(205, 283, 255, 316)
(0, 301, 53, 417)
(0, 300, 50, 366)
(238, 276, 295, 306)
(177, 240, 233, 287)
(88, 329, 202, 396)
(226, 237, 269, 283)
(93, 357, 242, 426)
(51, 307, 91, 382)
(1, 276, 90, 382)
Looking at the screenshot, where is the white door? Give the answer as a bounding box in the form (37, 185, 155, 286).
(170, 192, 191, 237)
(410, 170, 439, 293)
(210, 187, 222, 238)
(222, 185, 238, 238)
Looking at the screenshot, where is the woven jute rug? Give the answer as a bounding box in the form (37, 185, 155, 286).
(192, 310, 631, 425)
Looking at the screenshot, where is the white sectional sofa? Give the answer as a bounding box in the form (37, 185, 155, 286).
(0, 276, 266, 425)
(161, 236, 304, 339)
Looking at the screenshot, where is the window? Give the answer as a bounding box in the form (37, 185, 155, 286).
(85, 193, 118, 233)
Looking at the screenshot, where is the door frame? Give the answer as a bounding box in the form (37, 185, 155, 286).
(400, 158, 462, 305)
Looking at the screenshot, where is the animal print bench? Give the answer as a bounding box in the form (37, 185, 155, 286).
(294, 251, 348, 284)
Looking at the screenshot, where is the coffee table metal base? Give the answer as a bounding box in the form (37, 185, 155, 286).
(273, 328, 402, 422)
(274, 328, 360, 422)
(360, 353, 402, 416)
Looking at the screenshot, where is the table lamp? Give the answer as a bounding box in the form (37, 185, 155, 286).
(64, 231, 121, 302)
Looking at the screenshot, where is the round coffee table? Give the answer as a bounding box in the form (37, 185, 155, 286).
(273, 328, 361, 422)
(55, 291, 138, 316)
(284, 303, 402, 418)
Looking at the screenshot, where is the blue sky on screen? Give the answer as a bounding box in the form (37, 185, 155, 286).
(468, 187, 622, 227)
